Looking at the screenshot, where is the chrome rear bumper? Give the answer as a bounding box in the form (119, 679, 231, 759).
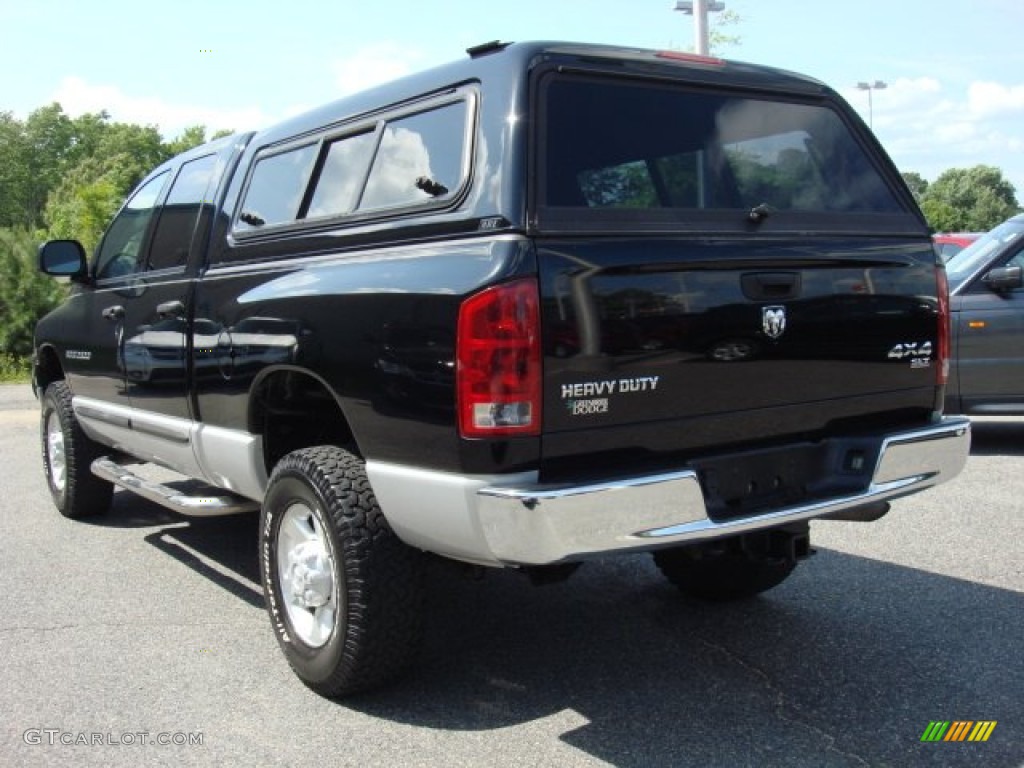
(369, 418, 971, 567)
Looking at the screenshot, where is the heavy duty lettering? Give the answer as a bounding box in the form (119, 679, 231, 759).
(561, 376, 659, 399)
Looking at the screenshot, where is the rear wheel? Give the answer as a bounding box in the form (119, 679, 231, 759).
(40, 381, 113, 519)
(653, 533, 799, 601)
(260, 445, 424, 697)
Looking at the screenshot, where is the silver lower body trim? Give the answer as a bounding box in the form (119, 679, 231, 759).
(73, 397, 206, 479)
(365, 463, 538, 566)
(71, 396, 267, 501)
(370, 418, 971, 567)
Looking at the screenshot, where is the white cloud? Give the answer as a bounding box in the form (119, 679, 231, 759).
(46, 42, 430, 143)
(843, 77, 941, 124)
(842, 75, 1024, 193)
(51, 76, 272, 138)
(967, 81, 1024, 118)
(931, 121, 977, 144)
(331, 43, 425, 96)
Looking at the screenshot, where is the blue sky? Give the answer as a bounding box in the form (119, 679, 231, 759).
(4, 0, 1024, 195)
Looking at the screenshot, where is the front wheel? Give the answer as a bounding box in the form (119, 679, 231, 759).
(260, 446, 424, 697)
(653, 534, 798, 601)
(40, 381, 113, 519)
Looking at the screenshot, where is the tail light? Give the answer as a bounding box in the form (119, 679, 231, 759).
(457, 278, 542, 438)
(936, 266, 951, 386)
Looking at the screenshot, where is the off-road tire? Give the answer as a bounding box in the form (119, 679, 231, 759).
(40, 381, 113, 519)
(260, 445, 424, 697)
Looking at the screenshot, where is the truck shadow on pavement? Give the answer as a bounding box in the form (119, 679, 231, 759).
(142, 513, 265, 609)
(89, 480, 1022, 766)
(350, 553, 1022, 767)
(87, 490, 266, 609)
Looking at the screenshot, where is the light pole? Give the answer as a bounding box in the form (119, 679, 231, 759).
(674, 1, 725, 56)
(856, 80, 887, 129)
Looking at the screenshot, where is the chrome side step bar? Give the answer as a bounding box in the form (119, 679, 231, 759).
(91, 457, 260, 517)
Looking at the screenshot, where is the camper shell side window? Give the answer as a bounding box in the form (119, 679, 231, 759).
(232, 90, 476, 239)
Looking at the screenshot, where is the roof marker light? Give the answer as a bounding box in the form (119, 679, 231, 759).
(655, 50, 725, 65)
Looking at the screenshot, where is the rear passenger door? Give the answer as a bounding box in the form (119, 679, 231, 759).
(122, 152, 223, 421)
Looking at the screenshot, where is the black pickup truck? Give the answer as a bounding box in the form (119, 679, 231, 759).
(34, 41, 970, 697)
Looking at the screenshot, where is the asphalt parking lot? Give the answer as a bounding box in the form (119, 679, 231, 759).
(0, 383, 1020, 767)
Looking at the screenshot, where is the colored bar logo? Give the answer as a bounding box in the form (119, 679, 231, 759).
(920, 721, 997, 742)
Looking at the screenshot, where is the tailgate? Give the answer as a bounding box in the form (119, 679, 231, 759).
(539, 238, 941, 466)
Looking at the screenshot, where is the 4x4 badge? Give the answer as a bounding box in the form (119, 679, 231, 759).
(762, 306, 787, 339)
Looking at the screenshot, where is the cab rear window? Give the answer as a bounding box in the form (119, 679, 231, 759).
(538, 74, 912, 231)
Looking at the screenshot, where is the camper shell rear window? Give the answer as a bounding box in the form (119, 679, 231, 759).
(536, 73, 918, 233)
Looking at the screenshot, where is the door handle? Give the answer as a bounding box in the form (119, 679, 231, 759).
(102, 305, 125, 321)
(156, 300, 185, 318)
(741, 273, 802, 301)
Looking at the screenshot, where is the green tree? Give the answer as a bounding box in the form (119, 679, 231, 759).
(0, 104, 234, 362)
(43, 162, 123, 255)
(91, 122, 169, 190)
(164, 125, 209, 156)
(710, 9, 742, 53)
(919, 198, 960, 232)
(0, 111, 33, 228)
(21, 104, 77, 227)
(675, 9, 742, 55)
(901, 171, 928, 203)
(0, 105, 127, 230)
(40, 120, 231, 251)
(920, 165, 1020, 231)
(0, 227, 68, 356)
(43, 121, 168, 251)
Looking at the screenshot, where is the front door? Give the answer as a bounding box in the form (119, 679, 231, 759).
(64, 171, 171, 409)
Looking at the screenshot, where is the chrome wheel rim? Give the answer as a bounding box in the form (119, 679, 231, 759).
(276, 502, 337, 648)
(46, 411, 67, 493)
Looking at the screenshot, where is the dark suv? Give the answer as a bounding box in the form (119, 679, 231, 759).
(944, 214, 1024, 414)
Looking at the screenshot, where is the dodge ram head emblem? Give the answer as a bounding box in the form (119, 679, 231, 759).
(762, 306, 787, 339)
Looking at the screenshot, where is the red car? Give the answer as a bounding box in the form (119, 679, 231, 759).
(933, 232, 981, 261)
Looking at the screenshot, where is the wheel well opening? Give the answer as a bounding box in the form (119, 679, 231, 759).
(35, 346, 65, 392)
(250, 371, 356, 474)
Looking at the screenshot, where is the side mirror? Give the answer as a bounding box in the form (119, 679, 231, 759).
(38, 240, 88, 281)
(982, 265, 1023, 292)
